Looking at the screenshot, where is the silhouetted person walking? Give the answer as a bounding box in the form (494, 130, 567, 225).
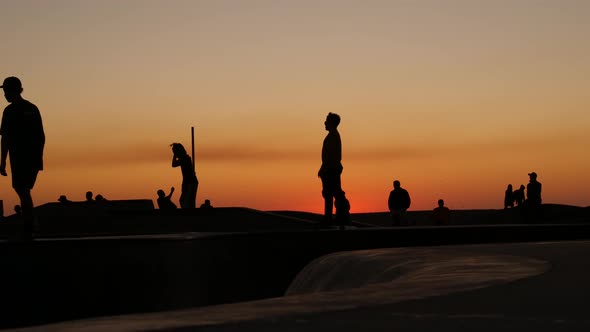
(171, 143, 198, 208)
(388, 180, 411, 226)
(504, 184, 514, 209)
(432, 199, 450, 226)
(514, 184, 525, 207)
(0, 77, 45, 239)
(157, 187, 177, 210)
(318, 112, 344, 226)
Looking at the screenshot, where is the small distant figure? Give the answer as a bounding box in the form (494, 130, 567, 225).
(526, 172, 542, 207)
(0, 77, 46, 238)
(14, 205, 22, 216)
(513, 184, 525, 207)
(334, 190, 351, 228)
(318, 112, 344, 226)
(58, 195, 71, 204)
(200, 199, 213, 209)
(523, 172, 543, 223)
(388, 180, 411, 226)
(157, 187, 177, 210)
(171, 143, 198, 209)
(432, 199, 451, 226)
(95, 194, 107, 202)
(85, 191, 94, 202)
(504, 184, 514, 209)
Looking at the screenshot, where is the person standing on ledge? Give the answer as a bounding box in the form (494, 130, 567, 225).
(171, 143, 198, 208)
(318, 112, 344, 226)
(0, 77, 45, 239)
(524, 171, 542, 223)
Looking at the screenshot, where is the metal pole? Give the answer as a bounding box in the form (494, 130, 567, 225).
(191, 126, 195, 172)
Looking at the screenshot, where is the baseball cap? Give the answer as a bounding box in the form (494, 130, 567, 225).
(0, 76, 22, 89)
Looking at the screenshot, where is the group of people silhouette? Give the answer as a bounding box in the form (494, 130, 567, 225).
(1, 76, 548, 238)
(155, 142, 212, 210)
(504, 172, 543, 209)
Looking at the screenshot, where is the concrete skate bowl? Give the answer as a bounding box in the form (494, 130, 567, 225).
(283, 247, 549, 312)
(15, 247, 550, 332)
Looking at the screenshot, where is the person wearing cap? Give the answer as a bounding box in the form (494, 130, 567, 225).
(523, 172, 542, 223)
(0, 76, 45, 238)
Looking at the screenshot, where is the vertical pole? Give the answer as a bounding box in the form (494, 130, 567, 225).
(191, 126, 195, 172)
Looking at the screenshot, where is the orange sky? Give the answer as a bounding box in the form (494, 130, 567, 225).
(1, 1, 589, 214)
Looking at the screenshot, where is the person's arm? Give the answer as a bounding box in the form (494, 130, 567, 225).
(388, 192, 393, 211)
(0, 135, 7, 176)
(167, 187, 175, 199)
(172, 155, 181, 167)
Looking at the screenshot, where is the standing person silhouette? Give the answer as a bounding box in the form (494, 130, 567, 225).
(432, 199, 450, 226)
(504, 184, 514, 209)
(171, 143, 198, 208)
(524, 172, 542, 222)
(526, 172, 542, 206)
(0, 77, 45, 239)
(388, 180, 411, 226)
(318, 112, 344, 226)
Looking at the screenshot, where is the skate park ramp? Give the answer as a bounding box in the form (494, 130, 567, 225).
(13, 246, 548, 332)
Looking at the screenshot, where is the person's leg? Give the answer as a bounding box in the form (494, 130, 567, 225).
(12, 169, 38, 238)
(321, 186, 334, 223)
(322, 170, 342, 224)
(179, 183, 187, 209)
(192, 181, 199, 208)
(15, 187, 34, 238)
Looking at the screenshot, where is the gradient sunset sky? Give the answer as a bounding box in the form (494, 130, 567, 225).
(1, 0, 589, 214)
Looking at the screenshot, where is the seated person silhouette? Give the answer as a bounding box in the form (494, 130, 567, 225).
(432, 199, 450, 226)
(200, 199, 213, 209)
(334, 190, 351, 227)
(513, 184, 525, 207)
(58, 195, 71, 204)
(157, 187, 177, 210)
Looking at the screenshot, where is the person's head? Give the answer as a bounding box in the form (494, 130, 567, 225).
(393, 180, 401, 189)
(520, 184, 525, 190)
(1, 77, 23, 103)
(507, 184, 513, 190)
(95, 194, 104, 201)
(86, 191, 93, 201)
(157, 189, 165, 198)
(528, 172, 537, 181)
(58, 195, 68, 203)
(204, 199, 211, 206)
(171, 143, 187, 157)
(324, 112, 340, 131)
(438, 199, 444, 207)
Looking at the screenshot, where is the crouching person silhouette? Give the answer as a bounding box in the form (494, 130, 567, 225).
(334, 190, 351, 229)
